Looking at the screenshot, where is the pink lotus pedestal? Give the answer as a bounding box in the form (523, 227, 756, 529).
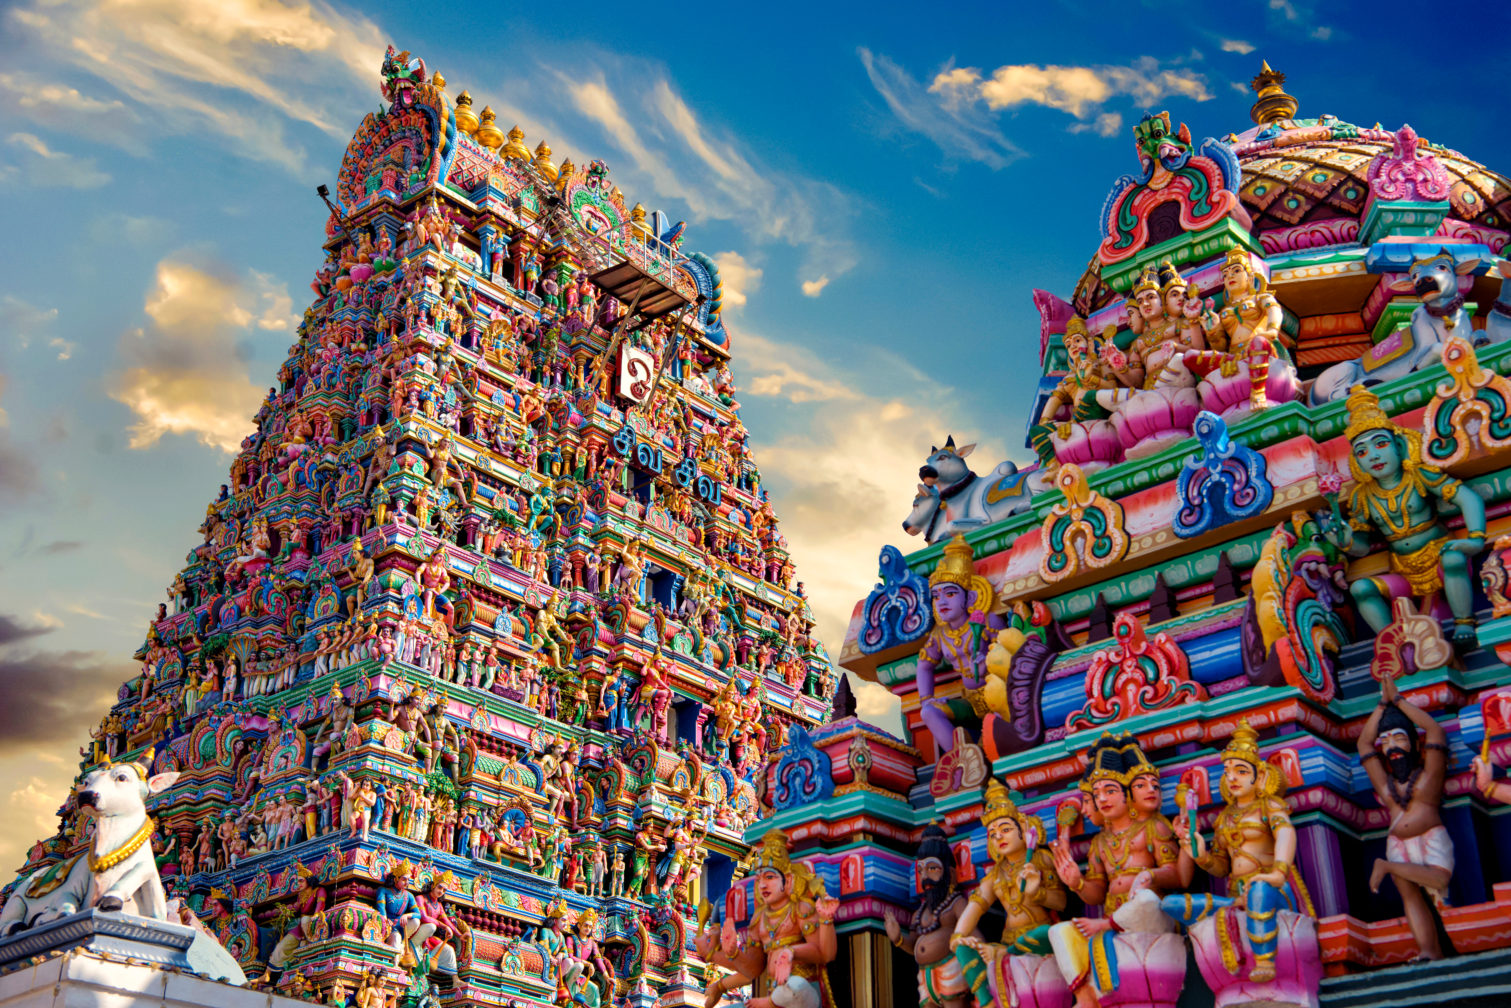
(1096, 931, 1187, 1008)
(1050, 419, 1123, 472)
(999, 953, 1073, 1008)
(1110, 389, 1201, 460)
(1197, 363, 1300, 421)
(1188, 910, 1320, 1008)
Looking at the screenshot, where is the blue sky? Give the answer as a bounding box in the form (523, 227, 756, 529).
(1, 0, 1508, 867)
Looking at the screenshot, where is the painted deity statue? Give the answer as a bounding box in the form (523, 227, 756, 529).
(1030, 318, 1122, 473)
(885, 824, 976, 1008)
(1357, 675, 1453, 961)
(1049, 734, 1188, 1008)
(1322, 384, 1487, 645)
(1182, 249, 1291, 413)
(916, 536, 1006, 754)
(696, 829, 838, 1008)
(1160, 720, 1316, 986)
(1096, 262, 1205, 405)
(951, 779, 1067, 1008)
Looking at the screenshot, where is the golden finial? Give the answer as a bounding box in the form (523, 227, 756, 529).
(453, 90, 479, 136)
(502, 125, 530, 162)
(533, 140, 557, 182)
(474, 107, 503, 150)
(556, 157, 574, 192)
(432, 72, 446, 91)
(630, 202, 646, 225)
(1249, 61, 1297, 125)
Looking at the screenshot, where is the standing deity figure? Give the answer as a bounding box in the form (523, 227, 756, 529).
(1183, 249, 1288, 412)
(1322, 385, 1487, 646)
(695, 829, 838, 1007)
(950, 779, 1067, 1008)
(1160, 720, 1316, 985)
(1048, 734, 1187, 1008)
(916, 536, 1005, 754)
(885, 824, 975, 1008)
(1358, 675, 1453, 960)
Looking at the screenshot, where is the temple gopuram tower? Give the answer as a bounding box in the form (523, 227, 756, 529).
(0, 46, 836, 1007)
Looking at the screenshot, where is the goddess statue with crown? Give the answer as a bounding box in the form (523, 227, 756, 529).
(695, 829, 838, 1008)
(1322, 384, 1487, 646)
(950, 778, 1069, 1008)
(1182, 248, 1298, 415)
(1160, 720, 1320, 1004)
(268, 861, 327, 972)
(916, 536, 1005, 754)
(1048, 734, 1187, 1008)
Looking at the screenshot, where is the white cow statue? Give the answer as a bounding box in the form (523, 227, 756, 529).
(0, 753, 178, 935)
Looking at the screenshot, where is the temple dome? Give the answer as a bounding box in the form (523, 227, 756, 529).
(1227, 116, 1511, 235)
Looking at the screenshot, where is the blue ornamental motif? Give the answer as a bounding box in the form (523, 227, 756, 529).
(1173, 411, 1273, 538)
(857, 546, 933, 653)
(772, 726, 833, 810)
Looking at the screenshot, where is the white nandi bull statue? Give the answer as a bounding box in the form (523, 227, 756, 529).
(1310, 252, 1511, 404)
(0, 751, 178, 935)
(903, 436, 1047, 544)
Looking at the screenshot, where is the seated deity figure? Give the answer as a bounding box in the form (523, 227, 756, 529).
(1094, 263, 1205, 458)
(1322, 385, 1487, 646)
(1182, 249, 1297, 415)
(950, 779, 1068, 1008)
(1049, 734, 1188, 1008)
(916, 536, 1006, 755)
(1030, 318, 1122, 473)
(1160, 720, 1317, 986)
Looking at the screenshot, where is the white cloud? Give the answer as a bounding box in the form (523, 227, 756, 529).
(801, 276, 830, 298)
(1220, 39, 1257, 55)
(111, 259, 289, 453)
(2, 295, 60, 349)
(860, 48, 1023, 170)
(711, 251, 762, 309)
(562, 66, 858, 287)
(6, 0, 388, 178)
(0, 73, 144, 153)
(866, 50, 1212, 165)
(1, 132, 110, 189)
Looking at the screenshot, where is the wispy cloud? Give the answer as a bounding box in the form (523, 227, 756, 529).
(859, 48, 1023, 170)
(559, 62, 858, 293)
(110, 259, 293, 453)
(5, 0, 388, 179)
(711, 251, 762, 309)
(864, 50, 1213, 166)
(0, 133, 110, 189)
(1220, 38, 1257, 55)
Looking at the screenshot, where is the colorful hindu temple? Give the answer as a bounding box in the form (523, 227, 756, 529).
(10, 45, 1511, 1008)
(770, 64, 1511, 1008)
(0, 44, 837, 1008)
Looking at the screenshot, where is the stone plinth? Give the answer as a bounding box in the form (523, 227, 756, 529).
(0, 910, 296, 1008)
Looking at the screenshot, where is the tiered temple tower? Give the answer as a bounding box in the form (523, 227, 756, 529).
(771, 67, 1511, 1008)
(2, 46, 836, 1008)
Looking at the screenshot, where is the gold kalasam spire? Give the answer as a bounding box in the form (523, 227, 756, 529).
(474, 106, 503, 150)
(556, 157, 574, 191)
(453, 90, 479, 136)
(1249, 61, 1297, 125)
(432, 72, 445, 91)
(533, 140, 557, 182)
(630, 202, 647, 225)
(502, 125, 530, 162)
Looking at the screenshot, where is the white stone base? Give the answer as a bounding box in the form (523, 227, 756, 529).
(0, 949, 310, 1008)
